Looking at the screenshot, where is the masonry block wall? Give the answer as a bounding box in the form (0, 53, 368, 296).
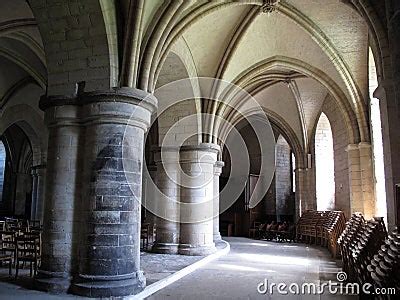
(0, 142, 5, 203)
(321, 96, 351, 217)
(275, 136, 294, 220)
(157, 100, 198, 146)
(28, 0, 115, 95)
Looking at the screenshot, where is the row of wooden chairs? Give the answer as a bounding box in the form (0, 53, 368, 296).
(0, 218, 42, 233)
(296, 210, 346, 257)
(367, 226, 400, 297)
(0, 218, 42, 278)
(338, 213, 387, 284)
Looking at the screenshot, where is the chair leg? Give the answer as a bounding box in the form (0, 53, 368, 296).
(15, 260, 18, 279)
(30, 262, 33, 277)
(8, 259, 12, 276)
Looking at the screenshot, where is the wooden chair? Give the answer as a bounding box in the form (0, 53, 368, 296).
(249, 221, 261, 239)
(15, 233, 41, 278)
(0, 253, 12, 275)
(0, 221, 5, 231)
(28, 220, 42, 232)
(141, 223, 150, 250)
(0, 230, 17, 264)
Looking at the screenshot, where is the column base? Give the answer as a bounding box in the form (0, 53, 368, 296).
(178, 243, 216, 256)
(35, 270, 71, 294)
(213, 233, 222, 242)
(70, 271, 145, 297)
(152, 242, 179, 254)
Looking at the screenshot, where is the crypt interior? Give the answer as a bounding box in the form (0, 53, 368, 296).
(0, 0, 399, 299)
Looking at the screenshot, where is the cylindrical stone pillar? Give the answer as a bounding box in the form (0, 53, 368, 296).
(36, 100, 81, 293)
(142, 163, 157, 232)
(213, 161, 224, 242)
(179, 143, 219, 256)
(151, 148, 180, 254)
(31, 168, 38, 219)
(31, 164, 46, 222)
(71, 88, 156, 297)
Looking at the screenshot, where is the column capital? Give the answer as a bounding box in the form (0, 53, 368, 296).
(40, 87, 158, 130)
(147, 163, 157, 173)
(358, 142, 372, 149)
(294, 167, 306, 173)
(31, 164, 46, 176)
(214, 161, 224, 176)
(179, 143, 220, 165)
(153, 146, 179, 165)
(40, 87, 157, 112)
(179, 143, 220, 154)
(345, 144, 359, 152)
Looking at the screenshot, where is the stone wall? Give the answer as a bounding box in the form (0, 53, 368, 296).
(275, 136, 294, 220)
(0, 141, 5, 203)
(28, 0, 116, 95)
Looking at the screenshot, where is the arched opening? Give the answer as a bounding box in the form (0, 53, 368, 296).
(368, 47, 387, 223)
(315, 113, 335, 211)
(0, 124, 33, 219)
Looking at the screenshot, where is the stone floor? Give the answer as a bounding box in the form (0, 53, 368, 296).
(148, 237, 356, 300)
(0, 250, 202, 299)
(141, 251, 202, 285)
(0, 238, 355, 299)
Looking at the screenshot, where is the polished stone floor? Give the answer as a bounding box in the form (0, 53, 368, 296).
(0, 237, 355, 299)
(0, 251, 202, 299)
(148, 237, 356, 300)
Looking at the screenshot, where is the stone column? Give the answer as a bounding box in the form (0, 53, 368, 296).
(374, 83, 400, 229)
(295, 167, 315, 217)
(151, 148, 180, 254)
(143, 163, 157, 230)
(36, 99, 82, 293)
(358, 142, 376, 219)
(213, 161, 224, 242)
(179, 143, 219, 256)
(31, 164, 46, 222)
(346, 144, 363, 215)
(346, 143, 376, 219)
(71, 88, 156, 297)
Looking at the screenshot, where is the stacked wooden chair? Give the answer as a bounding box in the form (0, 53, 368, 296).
(0, 217, 42, 278)
(296, 210, 320, 243)
(296, 210, 346, 258)
(338, 213, 388, 285)
(337, 212, 365, 276)
(351, 217, 387, 284)
(367, 226, 400, 296)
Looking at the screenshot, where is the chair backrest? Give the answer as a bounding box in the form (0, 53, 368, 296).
(0, 230, 17, 250)
(15, 233, 41, 258)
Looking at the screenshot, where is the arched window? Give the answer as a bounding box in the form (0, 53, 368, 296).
(0, 140, 6, 203)
(315, 113, 335, 211)
(369, 47, 387, 222)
